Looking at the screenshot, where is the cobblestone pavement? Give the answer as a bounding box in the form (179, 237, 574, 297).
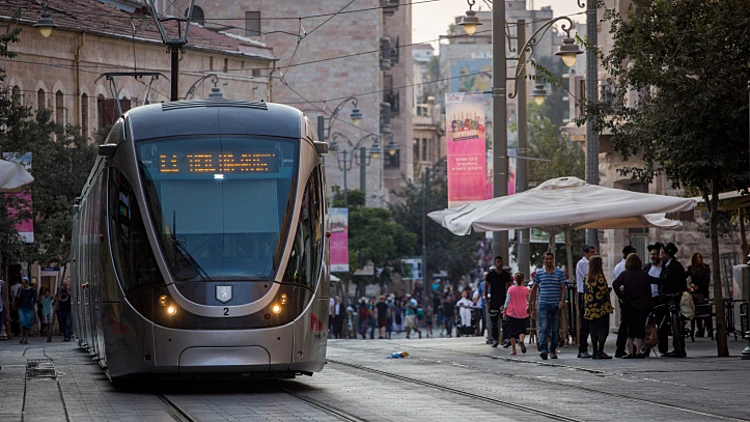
(0, 333, 747, 421)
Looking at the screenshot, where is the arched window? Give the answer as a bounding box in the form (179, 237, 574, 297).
(81, 93, 89, 136)
(189, 6, 205, 26)
(12, 86, 21, 104)
(55, 90, 64, 124)
(37, 89, 45, 110)
(97, 94, 105, 132)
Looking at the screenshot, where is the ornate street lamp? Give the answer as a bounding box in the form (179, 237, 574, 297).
(317, 96, 364, 142)
(531, 83, 548, 106)
(458, 0, 584, 283)
(34, 6, 57, 38)
(458, 0, 481, 36)
(330, 132, 383, 205)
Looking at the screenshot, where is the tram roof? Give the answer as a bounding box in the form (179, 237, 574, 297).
(124, 100, 309, 141)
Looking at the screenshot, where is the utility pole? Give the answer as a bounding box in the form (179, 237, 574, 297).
(516, 19, 530, 279)
(585, 0, 600, 249)
(422, 168, 431, 307)
(492, 0, 509, 260)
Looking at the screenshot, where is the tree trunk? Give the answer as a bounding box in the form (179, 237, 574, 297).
(740, 208, 749, 260)
(706, 183, 729, 357)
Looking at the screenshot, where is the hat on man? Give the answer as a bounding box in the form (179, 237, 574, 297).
(647, 242, 664, 252)
(22, 276, 29, 282)
(662, 242, 678, 256)
(622, 245, 637, 257)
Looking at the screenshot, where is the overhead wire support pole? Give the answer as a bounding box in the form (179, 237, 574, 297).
(583, 0, 600, 250)
(516, 19, 530, 280)
(145, 0, 195, 101)
(492, 0, 509, 261)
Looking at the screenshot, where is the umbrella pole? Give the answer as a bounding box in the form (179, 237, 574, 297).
(564, 230, 575, 347)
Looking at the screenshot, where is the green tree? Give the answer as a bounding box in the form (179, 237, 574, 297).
(390, 172, 483, 286)
(0, 29, 32, 264)
(580, 0, 750, 356)
(0, 29, 97, 273)
(330, 187, 417, 301)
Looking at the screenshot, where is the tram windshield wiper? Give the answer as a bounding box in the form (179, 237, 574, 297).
(168, 211, 212, 282)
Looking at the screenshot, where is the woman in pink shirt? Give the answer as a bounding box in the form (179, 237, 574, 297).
(503, 273, 530, 355)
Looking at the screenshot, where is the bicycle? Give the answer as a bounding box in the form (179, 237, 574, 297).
(652, 292, 688, 357)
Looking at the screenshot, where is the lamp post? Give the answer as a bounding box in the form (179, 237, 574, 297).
(329, 133, 384, 206)
(744, 82, 750, 360)
(582, 0, 600, 250)
(460, 2, 582, 272)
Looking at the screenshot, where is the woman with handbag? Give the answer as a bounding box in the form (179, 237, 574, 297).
(613, 253, 653, 359)
(584, 256, 614, 359)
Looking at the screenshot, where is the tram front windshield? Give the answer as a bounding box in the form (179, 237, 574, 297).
(137, 136, 298, 281)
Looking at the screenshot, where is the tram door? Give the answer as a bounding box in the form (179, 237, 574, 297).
(82, 202, 95, 350)
(92, 177, 107, 366)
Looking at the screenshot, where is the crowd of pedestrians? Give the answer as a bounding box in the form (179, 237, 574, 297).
(0, 277, 73, 343)
(330, 242, 702, 362)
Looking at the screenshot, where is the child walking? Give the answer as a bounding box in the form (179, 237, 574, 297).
(503, 273, 530, 355)
(39, 287, 54, 337)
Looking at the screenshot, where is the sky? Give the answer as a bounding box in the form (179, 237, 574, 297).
(412, 0, 587, 52)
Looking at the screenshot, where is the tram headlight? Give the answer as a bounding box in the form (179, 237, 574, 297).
(158, 295, 168, 307)
(167, 306, 177, 316)
(280, 293, 288, 305)
(272, 304, 281, 314)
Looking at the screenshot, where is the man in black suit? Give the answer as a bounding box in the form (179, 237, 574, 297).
(658, 243, 687, 357)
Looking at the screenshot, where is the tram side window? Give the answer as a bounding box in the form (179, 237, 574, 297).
(109, 168, 161, 291)
(284, 167, 324, 289)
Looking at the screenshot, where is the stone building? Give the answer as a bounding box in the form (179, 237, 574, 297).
(1, 0, 274, 138)
(163, 0, 415, 207)
(0, 0, 275, 292)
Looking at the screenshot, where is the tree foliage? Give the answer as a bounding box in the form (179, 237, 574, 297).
(579, 0, 750, 356)
(391, 172, 483, 283)
(0, 29, 97, 268)
(330, 187, 417, 296)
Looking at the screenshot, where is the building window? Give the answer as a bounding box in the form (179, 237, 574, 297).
(37, 89, 45, 110)
(422, 138, 428, 161)
(81, 93, 89, 136)
(12, 86, 21, 104)
(385, 148, 400, 169)
(97, 94, 106, 132)
(55, 90, 64, 124)
(413, 138, 419, 162)
(209, 56, 214, 71)
(223, 58, 228, 73)
(189, 6, 204, 26)
(245, 11, 261, 37)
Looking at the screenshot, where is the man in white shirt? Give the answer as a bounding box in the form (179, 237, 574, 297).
(613, 246, 637, 281)
(613, 245, 637, 357)
(575, 245, 596, 358)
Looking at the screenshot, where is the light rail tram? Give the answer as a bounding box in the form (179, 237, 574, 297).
(70, 97, 330, 381)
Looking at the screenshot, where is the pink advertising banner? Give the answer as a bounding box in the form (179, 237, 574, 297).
(446, 93, 488, 207)
(3, 152, 33, 243)
(329, 207, 349, 273)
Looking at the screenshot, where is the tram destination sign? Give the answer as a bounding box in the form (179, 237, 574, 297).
(159, 152, 278, 174)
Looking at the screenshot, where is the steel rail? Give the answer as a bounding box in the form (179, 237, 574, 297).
(327, 359, 584, 422)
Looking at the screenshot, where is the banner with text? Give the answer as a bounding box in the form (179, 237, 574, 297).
(329, 207, 349, 272)
(446, 92, 488, 207)
(3, 152, 33, 243)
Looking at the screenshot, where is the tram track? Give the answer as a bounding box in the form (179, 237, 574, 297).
(21, 347, 70, 422)
(327, 359, 585, 422)
(330, 340, 750, 422)
(279, 385, 368, 422)
(157, 394, 197, 422)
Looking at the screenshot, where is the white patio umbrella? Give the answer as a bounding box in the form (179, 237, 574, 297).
(0, 159, 34, 193)
(429, 176, 695, 236)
